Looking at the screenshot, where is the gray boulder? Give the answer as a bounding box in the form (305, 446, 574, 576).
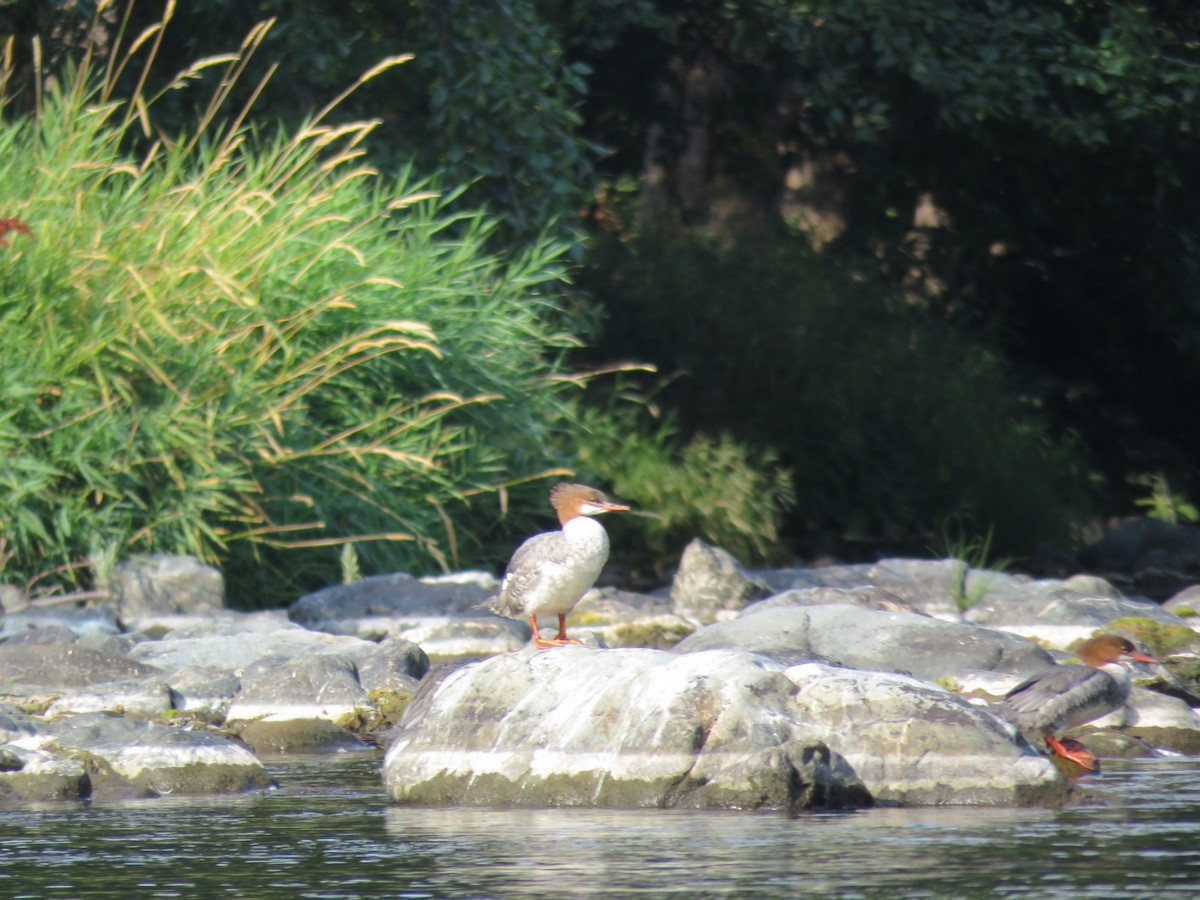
(167, 666, 243, 720)
(786, 662, 1071, 806)
(674, 605, 1054, 694)
(569, 587, 696, 649)
(384, 646, 1072, 810)
(355, 637, 430, 689)
(44, 678, 173, 718)
(1163, 584, 1200, 619)
(1117, 687, 1200, 755)
(746, 586, 926, 616)
(861, 559, 970, 620)
(756, 562, 877, 594)
(237, 718, 371, 755)
(2, 625, 80, 645)
(0, 606, 120, 641)
(0, 745, 90, 803)
(0, 584, 25, 612)
(224, 654, 380, 750)
(0, 641, 161, 694)
(0, 705, 38, 743)
(385, 646, 870, 812)
(381, 615, 528, 659)
(127, 609, 289, 639)
(289, 572, 493, 625)
(225, 654, 371, 727)
(128, 621, 378, 673)
(288, 572, 522, 657)
(669, 539, 771, 625)
(109, 554, 224, 618)
(755, 558, 969, 620)
(963, 575, 1193, 645)
(45, 712, 270, 795)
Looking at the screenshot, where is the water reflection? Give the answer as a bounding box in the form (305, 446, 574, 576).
(1, 756, 1200, 898)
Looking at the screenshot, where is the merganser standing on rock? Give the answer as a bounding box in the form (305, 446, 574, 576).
(998, 633, 1157, 772)
(480, 483, 630, 649)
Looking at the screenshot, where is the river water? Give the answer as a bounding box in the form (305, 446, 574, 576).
(2, 753, 1200, 898)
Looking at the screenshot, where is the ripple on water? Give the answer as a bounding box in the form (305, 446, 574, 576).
(2, 757, 1200, 897)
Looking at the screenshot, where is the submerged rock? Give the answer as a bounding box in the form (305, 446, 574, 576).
(0, 745, 90, 803)
(237, 718, 370, 755)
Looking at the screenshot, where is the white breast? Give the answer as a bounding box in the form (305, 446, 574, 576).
(502, 516, 610, 617)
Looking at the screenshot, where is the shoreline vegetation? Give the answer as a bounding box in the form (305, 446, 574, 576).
(4, 2, 1200, 625)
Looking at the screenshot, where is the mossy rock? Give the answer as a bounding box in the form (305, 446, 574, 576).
(236, 718, 368, 754)
(57, 745, 159, 800)
(0, 766, 91, 803)
(365, 689, 414, 729)
(131, 761, 274, 795)
(1102, 618, 1199, 656)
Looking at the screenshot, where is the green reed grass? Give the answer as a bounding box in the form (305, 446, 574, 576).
(0, 11, 582, 604)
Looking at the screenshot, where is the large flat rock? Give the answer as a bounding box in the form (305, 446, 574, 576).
(383, 646, 1072, 809)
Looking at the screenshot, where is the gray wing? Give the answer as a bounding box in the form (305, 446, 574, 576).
(477, 532, 558, 619)
(999, 664, 1120, 734)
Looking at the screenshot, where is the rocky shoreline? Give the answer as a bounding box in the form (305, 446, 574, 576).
(4, 533, 1200, 809)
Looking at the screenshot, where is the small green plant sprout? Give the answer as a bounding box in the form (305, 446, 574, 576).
(339, 543, 363, 585)
(88, 539, 120, 595)
(934, 676, 963, 694)
(934, 517, 1011, 610)
(1132, 474, 1199, 525)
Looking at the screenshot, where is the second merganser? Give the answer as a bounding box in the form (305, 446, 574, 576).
(998, 633, 1157, 771)
(479, 482, 630, 649)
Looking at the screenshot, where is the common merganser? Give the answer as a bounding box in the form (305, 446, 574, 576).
(998, 633, 1157, 771)
(479, 483, 630, 649)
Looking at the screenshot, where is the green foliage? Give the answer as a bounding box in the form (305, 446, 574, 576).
(569, 384, 794, 574)
(557, 0, 1200, 524)
(579, 231, 1092, 560)
(415, 0, 592, 246)
(934, 520, 1011, 611)
(338, 543, 362, 586)
(1131, 474, 1200, 525)
(0, 29, 584, 605)
(10, 0, 594, 250)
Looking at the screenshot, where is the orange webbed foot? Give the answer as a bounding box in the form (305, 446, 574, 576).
(1046, 736, 1100, 774)
(534, 636, 583, 650)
